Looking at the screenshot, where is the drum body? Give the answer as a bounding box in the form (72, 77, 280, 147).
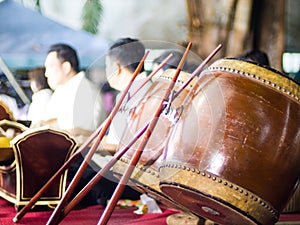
(159, 59, 300, 225)
(113, 69, 196, 210)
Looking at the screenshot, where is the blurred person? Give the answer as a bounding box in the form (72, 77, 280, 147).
(27, 67, 52, 125)
(239, 49, 270, 67)
(68, 38, 146, 207)
(101, 37, 150, 152)
(33, 43, 121, 208)
(95, 37, 151, 203)
(36, 43, 105, 142)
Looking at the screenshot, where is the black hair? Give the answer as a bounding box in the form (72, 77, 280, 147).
(240, 49, 270, 67)
(48, 43, 80, 72)
(108, 38, 145, 73)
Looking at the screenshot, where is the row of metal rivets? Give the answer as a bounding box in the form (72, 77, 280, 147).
(119, 157, 159, 178)
(160, 75, 194, 88)
(207, 67, 299, 102)
(159, 163, 279, 217)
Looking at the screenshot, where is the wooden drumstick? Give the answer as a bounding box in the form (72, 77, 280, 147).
(97, 42, 192, 225)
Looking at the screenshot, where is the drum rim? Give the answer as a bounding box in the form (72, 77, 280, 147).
(159, 165, 279, 225)
(206, 58, 300, 103)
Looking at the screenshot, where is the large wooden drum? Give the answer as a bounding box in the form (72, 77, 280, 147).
(159, 59, 300, 225)
(113, 69, 197, 210)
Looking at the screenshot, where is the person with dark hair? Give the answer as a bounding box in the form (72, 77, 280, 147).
(27, 67, 52, 124)
(96, 37, 149, 203)
(68, 38, 145, 206)
(38, 43, 105, 141)
(33, 43, 118, 208)
(101, 37, 150, 151)
(105, 37, 146, 91)
(239, 49, 270, 67)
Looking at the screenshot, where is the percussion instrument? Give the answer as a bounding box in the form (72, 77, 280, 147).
(159, 58, 300, 225)
(113, 69, 197, 210)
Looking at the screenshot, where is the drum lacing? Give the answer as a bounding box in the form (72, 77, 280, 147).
(119, 157, 159, 178)
(159, 74, 194, 89)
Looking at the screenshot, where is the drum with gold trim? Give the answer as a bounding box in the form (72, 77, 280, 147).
(113, 69, 197, 210)
(159, 59, 300, 225)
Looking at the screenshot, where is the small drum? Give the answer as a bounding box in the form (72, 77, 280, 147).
(113, 69, 197, 210)
(159, 59, 300, 225)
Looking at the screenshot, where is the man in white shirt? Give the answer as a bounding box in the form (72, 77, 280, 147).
(39, 43, 117, 207)
(39, 43, 105, 142)
(101, 37, 151, 153)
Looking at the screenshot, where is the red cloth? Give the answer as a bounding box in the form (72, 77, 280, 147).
(0, 198, 178, 225)
(1, 198, 300, 224)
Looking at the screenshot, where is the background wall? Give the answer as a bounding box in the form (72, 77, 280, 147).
(39, 0, 188, 43)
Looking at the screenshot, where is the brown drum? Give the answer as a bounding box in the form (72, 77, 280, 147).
(159, 59, 300, 225)
(113, 69, 197, 210)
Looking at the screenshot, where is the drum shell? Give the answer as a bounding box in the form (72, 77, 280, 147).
(160, 59, 300, 224)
